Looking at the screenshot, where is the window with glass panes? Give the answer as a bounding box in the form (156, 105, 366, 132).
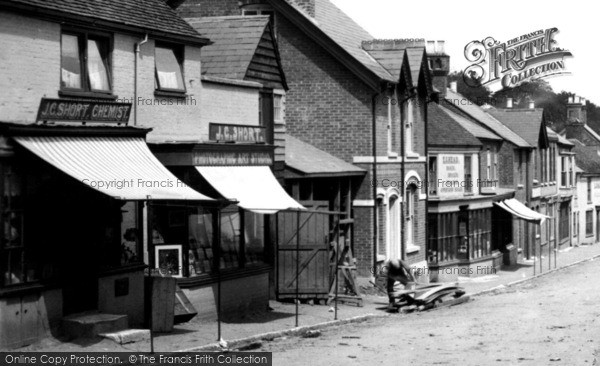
(61, 31, 111, 93)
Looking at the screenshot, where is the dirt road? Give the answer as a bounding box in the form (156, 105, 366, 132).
(261, 259, 600, 365)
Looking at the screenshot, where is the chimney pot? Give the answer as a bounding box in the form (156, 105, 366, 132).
(449, 81, 457, 93)
(528, 100, 535, 109)
(437, 40, 445, 54)
(568, 96, 574, 104)
(506, 98, 513, 109)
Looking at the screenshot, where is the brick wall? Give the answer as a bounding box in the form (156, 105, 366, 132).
(0, 12, 211, 143)
(200, 81, 260, 138)
(0, 12, 60, 122)
(276, 15, 374, 162)
(175, 0, 241, 18)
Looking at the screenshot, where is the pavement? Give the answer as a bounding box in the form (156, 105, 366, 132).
(20, 242, 600, 353)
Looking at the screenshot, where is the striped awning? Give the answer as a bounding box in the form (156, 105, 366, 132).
(494, 198, 550, 224)
(196, 166, 304, 214)
(14, 135, 213, 201)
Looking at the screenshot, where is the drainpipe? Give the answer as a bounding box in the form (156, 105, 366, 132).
(372, 93, 378, 277)
(134, 34, 149, 126)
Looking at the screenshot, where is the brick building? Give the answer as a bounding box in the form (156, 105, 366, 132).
(171, 0, 436, 280)
(562, 96, 600, 245)
(0, 0, 217, 348)
(442, 89, 538, 262)
(489, 104, 575, 257)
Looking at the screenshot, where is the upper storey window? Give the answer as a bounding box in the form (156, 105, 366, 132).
(155, 44, 185, 92)
(61, 32, 111, 93)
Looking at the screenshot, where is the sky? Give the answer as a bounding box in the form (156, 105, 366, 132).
(330, 0, 599, 105)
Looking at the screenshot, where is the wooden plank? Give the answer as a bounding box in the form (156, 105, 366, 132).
(284, 248, 321, 288)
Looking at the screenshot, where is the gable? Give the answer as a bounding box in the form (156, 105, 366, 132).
(245, 23, 287, 90)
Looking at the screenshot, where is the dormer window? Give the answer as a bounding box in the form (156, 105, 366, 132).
(155, 44, 185, 92)
(61, 32, 112, 94)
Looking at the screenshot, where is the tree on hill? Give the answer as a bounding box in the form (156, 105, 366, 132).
(447, 71, 491, 105)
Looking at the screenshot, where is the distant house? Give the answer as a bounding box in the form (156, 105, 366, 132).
(427, 100, 514, 281)
(563, 96, 600, 245)
(489, 103, 575, 256)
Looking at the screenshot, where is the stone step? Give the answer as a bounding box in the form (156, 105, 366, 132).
(100, 329, 150, 345)
(62, 312, 128, 339)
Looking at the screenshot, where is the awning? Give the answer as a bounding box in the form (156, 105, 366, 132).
(196, 166, 304, 214)
(494, 198, 551, 224)
(14, 135, 213, 201)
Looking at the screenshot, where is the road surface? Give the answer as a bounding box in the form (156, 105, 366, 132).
(261, 258, 600, 365)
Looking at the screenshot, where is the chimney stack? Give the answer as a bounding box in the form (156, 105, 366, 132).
(528, 100, 535, 109)
(567, 94, 586, 125)
(449, 81, 457, 93)
(426, 40, 450, 98)
(506, 98, 513, 109)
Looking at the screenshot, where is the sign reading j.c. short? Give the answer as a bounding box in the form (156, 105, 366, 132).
(36, 98, 132, 123)
(209, 123, 265, 143)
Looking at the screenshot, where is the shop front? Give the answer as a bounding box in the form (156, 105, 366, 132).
(150, 124, 303, 320)
(0, 99, 214, 349)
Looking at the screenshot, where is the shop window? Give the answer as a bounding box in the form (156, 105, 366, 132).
(188, 209, 215, 275)
(428, 157, 437, 196)
(61, 32, 112, 93)
(586, 210, 593, 236)
(151, 205, 215, 277)
(244, 211, 265, 265)
(0, 162, 37, 286)
(155, 44, 185, 92)
(120, 201, 143, 266)
(220, 207, 241, 269)
(464, 155, 472, 194)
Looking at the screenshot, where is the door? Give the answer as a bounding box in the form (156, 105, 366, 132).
(276, 210, 339, 299)
(387, 195, 401, 259)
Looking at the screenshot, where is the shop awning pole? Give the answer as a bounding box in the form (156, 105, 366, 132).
(295, 210, 300, 328)
(334, 213, 340, 321)
(533, 223, 536, 276)
(217, 211, 222, 342)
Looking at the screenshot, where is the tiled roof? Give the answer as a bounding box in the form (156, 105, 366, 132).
(186, 16, 269, 80)
(441, 107, 502, 141)
(573, 146, 600, 174)
(584, 124, 600, 144)
(551, 128, 574, 146)
(282, 0, 394, 82)
(366, 49, 406, 81)
(488, 108, 545, 147)
(285, 135, 365, 176)
(406, 48, 426, 88)
(3, 0, 205, 42)
(444, 89, 531, 148)
(428, 103, 481, 147)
